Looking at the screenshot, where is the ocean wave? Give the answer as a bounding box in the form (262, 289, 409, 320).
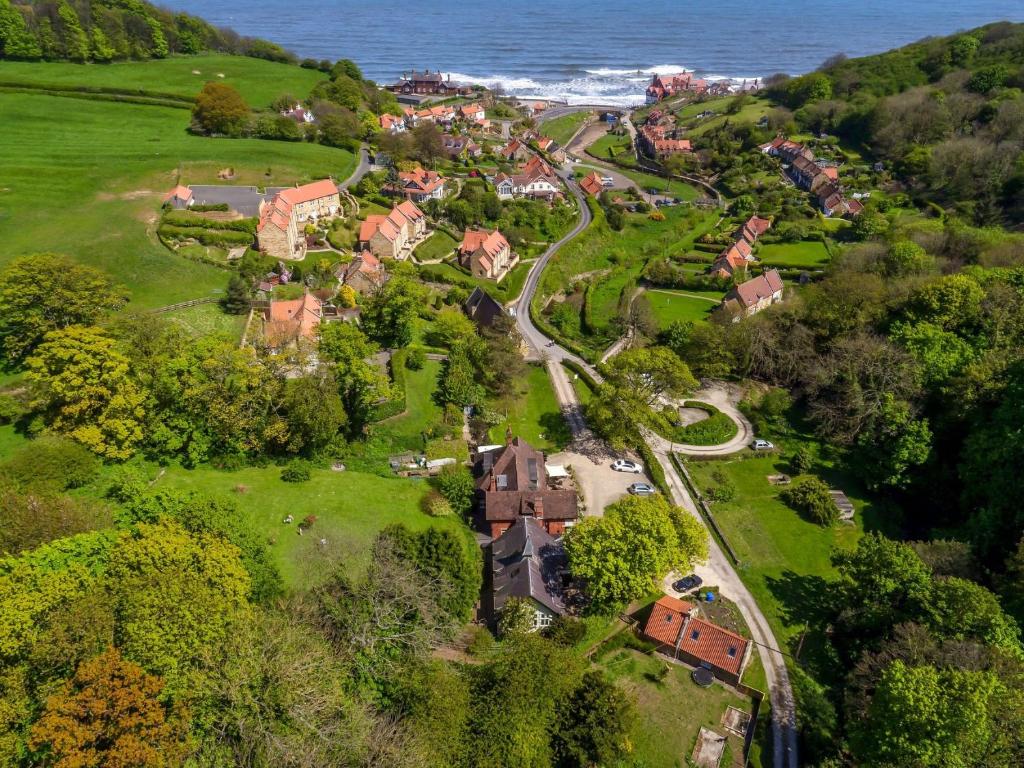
(584, 64, 691, 76)
(444, 72, 543, 90)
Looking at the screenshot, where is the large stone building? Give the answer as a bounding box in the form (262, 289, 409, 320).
(474, 437, 578, 538)
(357, 200, 427, 260)
(386, 69, 473, 96)
(257, 179, 341, 260)
(458, 228, 517, 281)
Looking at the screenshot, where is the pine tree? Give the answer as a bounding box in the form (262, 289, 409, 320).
(222, 274, 252, 315)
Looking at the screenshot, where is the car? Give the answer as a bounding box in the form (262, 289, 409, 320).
(752, 439, 775, 451)
(672, 574, 703, 593)
(627, 482, 656, 496)
(601, 176, 615, 186)
(611, 459, 643, 474)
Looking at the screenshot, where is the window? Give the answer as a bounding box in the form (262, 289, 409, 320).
(691, 629, 701, 641)
(727, 646, 737, 658)
(535, 611, 553, 629)
(496, 474, 508, 490)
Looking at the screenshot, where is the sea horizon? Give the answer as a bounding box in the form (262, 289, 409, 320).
(163, 0, 1023, 105)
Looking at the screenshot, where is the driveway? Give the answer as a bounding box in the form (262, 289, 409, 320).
(549, 448, 649, 517)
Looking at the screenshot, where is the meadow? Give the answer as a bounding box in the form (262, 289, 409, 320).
(541, 110, 593, 147)
(645, 288, 723, 327)
(0, 92, 354, 308)
(0, 54, 327, 107)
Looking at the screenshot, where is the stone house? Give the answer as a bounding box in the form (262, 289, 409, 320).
(263, 291, 323, 349)
(397, 167, 447, 202)
(358, 200, 427, 260)
(257, 179, 341, 260)
(458, 228, 517, 281)
(721, 269, 784, 319)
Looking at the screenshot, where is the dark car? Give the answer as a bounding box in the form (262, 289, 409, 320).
(672, 574, 703, 593)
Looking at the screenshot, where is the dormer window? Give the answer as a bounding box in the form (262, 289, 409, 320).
(727, 646, 737, 658)
(691, 629, 700, 641)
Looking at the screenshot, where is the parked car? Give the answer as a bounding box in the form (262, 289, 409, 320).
(672, 574, 703, 593)
(601, 176, 615, 186)
(611, 459, 643, 474)
(752, 439, 775, 451)
(627, 482, 656, 496)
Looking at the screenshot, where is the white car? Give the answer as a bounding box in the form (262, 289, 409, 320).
(611, 459, 643, 474)
(752, 439, 775, 451)
(601, 176, 615, 187)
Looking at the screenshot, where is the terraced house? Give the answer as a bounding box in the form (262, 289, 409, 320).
(256, 179, 341, 260)
(458, 228, 517, 281)
(358, 200, 428, 260)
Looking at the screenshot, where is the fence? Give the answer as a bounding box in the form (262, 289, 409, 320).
(148, 297, 220, 314)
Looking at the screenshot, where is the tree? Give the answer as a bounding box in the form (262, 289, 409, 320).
(192, 82, 250, 136)
(565, 495, 707, 611)
(55, 0, 88, 62)
(360, 275, 424, 348)
(498, 596, 536, 638)
(427, 307, 478, 349)
(332, 58, 363, 81)
(412, 123, 445, 165)
(318, 322, 390, 432)
(26, 326, 147, 459)
(602, 346, 697, 407)
(852, 661, 1003, 768)
(927, 577, 1022, 654)
(108, 520, 251, 690)
(28, 647, 190, 768)
(854, 394, 931, 489)
(221, 273, 251, 314)
(0, 487, 108, 557)
(436, 341, 484, 408)
(0, 253, 127, 364)
(282, 370, 347, 455)
(554, 670, 636, 768)
(434, 464, 475, 517)
(791, 447, 814, 475)
(0, 435, 98, 493)
(0, 0, 42, 59)
(780, 476, 838, 526)
(882, 239, 933, 277)
(89, 26, 116, 62)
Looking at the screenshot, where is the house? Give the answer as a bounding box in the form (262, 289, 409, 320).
(379, 113, 405, 133)
(474, 437, 578, 538)
(459, 228, 518, 281)
(493, 170, 561, 201)
(386, 69, 472, 96)
(281, 103, 315, 124)
(491, 516, 567, 632)
(337, 251, 387, 293)
(442, 135, 481, 159)
(397, 167, 447, 202)
(257, 179, 342, 260)
(643, 596, 751, 685)
(578, 171, 605, 197)
(817, 183, 848, 217)
(358, 200, 427, 260)
(645, 72, 709, 103)
(499, 138, 532, 164)
(638, 121, 691, 159)
(263, 290, 322, 348)
(523, 154, 553, 178)
(414, 105, 457, 126)
(738, 215, 772, 243)
(722, 269, 784, 318)
(459, 102, 486, 122)
(710, 250, 750, 280)
(163, 185, 193, 210)
(464, 286, 507, 328)
(535, 136, 566, 163)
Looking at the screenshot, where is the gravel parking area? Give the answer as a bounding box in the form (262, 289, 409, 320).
(549, 448, 652, 517)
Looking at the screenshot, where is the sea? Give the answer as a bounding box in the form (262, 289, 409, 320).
(163, 0, 1023, 106)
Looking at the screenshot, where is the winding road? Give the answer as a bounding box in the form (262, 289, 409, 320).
(513, 150, 799, 768)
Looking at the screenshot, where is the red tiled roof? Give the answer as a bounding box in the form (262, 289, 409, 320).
(579, 172, 604, 197)
(394, 200, 424, 222)
(399, 167, 445, 195)
(163, 185, 192, 203)
(360, 214, 401, 243)
(677, 616, 748, 676)
(823, 166, 839, 181)
(644, 596, 694, 646)
(264, 291, 322, 340)
(277, 179, 338, 206)
(741, 216, 772, 241)
(734, 269, 784, 309)
(380, 114, 402, 129)
(460, 228, 509, 259)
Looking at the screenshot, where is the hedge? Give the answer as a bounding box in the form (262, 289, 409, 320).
(693, 243, 723, 254)
(371, 348, 408, 421)
(636, 440, 670, 498)
(561, 358, 600, 391)
(191, 203, 231, 213)
(163, 212, 258, 233)
(674, 401, 738, 446)
(0, 79, 195, 103)
(158, 225, 254, 247)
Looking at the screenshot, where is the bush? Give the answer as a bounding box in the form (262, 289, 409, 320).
(0, 437, 99, 492)
(466, 625, 497, 656)
(280, 461, 312, 483)
(704, 468, 736, 502)
(543, 615, 587, 647)
(424, 491, 454, 517)
(792, 447, 814, 475)
(406, 347, 426, 370)
(435, 464, 475, 516)
(780, 476, 838, 526)
(0, 394, 25, 425)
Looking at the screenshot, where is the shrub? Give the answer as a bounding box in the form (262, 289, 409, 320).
(0, 394, 24, 424)
(405, 347, 426, 370)
(280, 461, 312, 483)
(543, 615, 587, 647)
(0, 437, 99, 492)
(424, 491, 453, 517)
(780, 476, 838, 526)
(466, 625, 497, 656)
(792, 447, 814, 475)
(435, 464, 475, 516)
(704, 469, 736, 502)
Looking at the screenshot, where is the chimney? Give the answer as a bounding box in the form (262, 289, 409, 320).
(505, 425, 513, 445)
(489, 474, 497, 492)
(534, 498, 544, 519)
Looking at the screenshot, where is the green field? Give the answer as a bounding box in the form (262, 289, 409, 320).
(417, 259, 531, 301)
(414, 230, 458, 262)
(0, 92, 354, 308)
(155, 462, 470, 588)
(487, 364, 569, 452)
(645, 288, 722, 327)
(757, 240, 830, 267)
(0, 54, 327, 107)
(620, 169, 701, 202)
(163, 302, 248, 341)
(542, 110, 593, 147)
(588, 131, 635, 165)
(374, 361, 445, 452)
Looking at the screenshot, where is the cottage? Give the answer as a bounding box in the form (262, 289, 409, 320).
(722, 269, 784, 319)
(645, 72, 709, 104)
(474, 437, 578, 538)
(281, 103, 315, 124)
(643, 596, 751, 685)
(464, 286, 507, 328)
(459, 228, 517, 281)
(535, 136, 566, 162)
(459, 102, 486, 122)
(337, 251, 387, 293)
(442, 135, 481, 159)
(738, 215, 772, 243)
(397, 167, 447, 202)
(490, 516, 568, 631)
(263, 291, 323, 348)
(379, 113, 405, 133)
(499, 138, 532, 164)
(257, 179, 341, 260)
(358, 200, 427, 260)
(163, 185, 193, 210)
(578, 171, 605, 197)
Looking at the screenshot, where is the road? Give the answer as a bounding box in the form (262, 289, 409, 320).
(338, 144, 371, 191)
(513, 152, 799, 768)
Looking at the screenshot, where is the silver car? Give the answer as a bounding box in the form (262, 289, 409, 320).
(627, 482, 656, 496)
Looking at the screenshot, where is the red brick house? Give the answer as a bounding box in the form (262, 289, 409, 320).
(475, 437, 578, 538)
(643, 595, 751, 685)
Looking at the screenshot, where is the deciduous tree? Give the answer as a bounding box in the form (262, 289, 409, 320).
(192, 82, 250, 136)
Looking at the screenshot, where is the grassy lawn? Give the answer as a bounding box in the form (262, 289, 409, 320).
(684, 441, 868, 655)
(417, 259, 531, 301)
(374, 361, 444, 452)
(588, 131, 635, 164)
(593, 639, 750, 768)
(683, 97, 773, 137)
(0, 92, 354, 308)
(757, 240, 830, 268)
(646, 288, 722, 327)
(487, 364, 569, 452)
(0, 54, 327, 107)
(163, 302, 248, 341)
(155, 463, 470, 588)
(0, 425, 30, 459)
(542, 110, 593, 147)
(414, 230, 458, 262)
(619, 169, 701, 202)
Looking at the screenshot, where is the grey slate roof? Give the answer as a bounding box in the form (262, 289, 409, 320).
(491, 516, 567, 616)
